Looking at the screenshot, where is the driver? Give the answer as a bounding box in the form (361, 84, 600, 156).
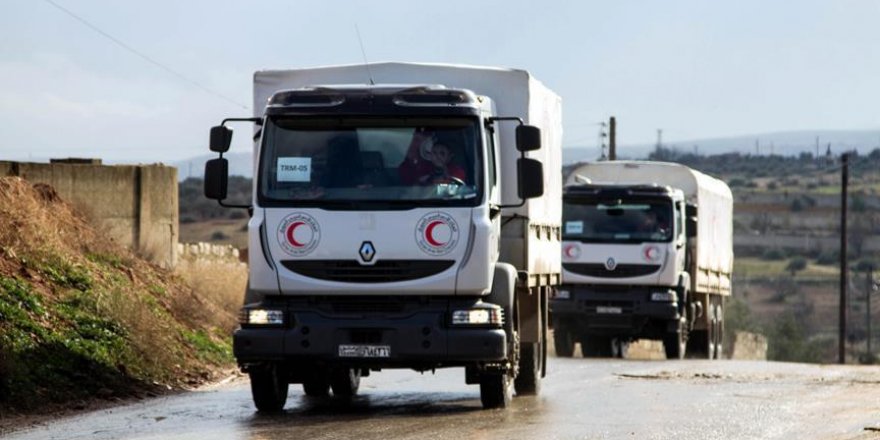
(399, 132, 465, 185)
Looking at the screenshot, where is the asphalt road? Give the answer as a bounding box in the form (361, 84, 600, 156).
(6, 359, 880, 440)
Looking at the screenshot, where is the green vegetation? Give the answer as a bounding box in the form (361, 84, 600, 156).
(0, 177, 237, 414)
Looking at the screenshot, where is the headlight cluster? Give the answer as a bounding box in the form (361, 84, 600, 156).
(451, 307, 503, 327)
(239, 308, 284, 326)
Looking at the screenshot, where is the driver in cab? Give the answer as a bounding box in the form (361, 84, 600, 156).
(399, 132, 465, 185)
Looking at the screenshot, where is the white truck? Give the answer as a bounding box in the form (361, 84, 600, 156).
(552, 161, 732, 359)
(203, 62, 562, 410)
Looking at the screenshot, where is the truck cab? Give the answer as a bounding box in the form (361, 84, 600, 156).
(552, 161, 732, 360)
(204, 64, 561, 411)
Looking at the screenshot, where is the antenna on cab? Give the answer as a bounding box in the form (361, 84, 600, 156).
(355, 24, 375, 85)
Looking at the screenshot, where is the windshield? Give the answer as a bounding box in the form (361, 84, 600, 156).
(563, 199, 673, 243)
(259, 117, 481, 207)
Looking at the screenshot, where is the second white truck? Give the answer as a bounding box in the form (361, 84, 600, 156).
(552, 161, 732, 359)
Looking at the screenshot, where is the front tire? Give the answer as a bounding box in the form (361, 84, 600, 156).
(514, 342, 541, 395)
(553, 328, 575, 357)
(249, 364, 288, 413)
(480, 373, 512, 409)
(663, 318, 687, 360)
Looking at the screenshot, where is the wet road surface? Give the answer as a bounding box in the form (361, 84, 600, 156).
(6, 359, 880, 440)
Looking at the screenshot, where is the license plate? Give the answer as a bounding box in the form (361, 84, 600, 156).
(338, 344, 391, 358)
(596, 306, 623, 314)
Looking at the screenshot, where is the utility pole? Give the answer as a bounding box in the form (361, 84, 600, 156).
(839, 153, 849, 364)
(608, 117, 617, 160)
(868, 265, 874, 361)
(656, 129, 663, 150)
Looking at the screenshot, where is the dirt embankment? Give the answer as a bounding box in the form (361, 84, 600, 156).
(0, 177, 243, 417)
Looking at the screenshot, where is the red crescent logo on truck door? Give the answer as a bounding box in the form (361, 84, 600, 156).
(277, 213, 320, 256)
(415, 212, 459, 256)
(425, 221, 446, 246)
(286, 222, 306, 247)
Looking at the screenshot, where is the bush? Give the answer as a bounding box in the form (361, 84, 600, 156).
(815, 250, 838, 266)
(761, 248, 786, 261)
(854, 259, 877, 272)
(786, 257, 807, 276)
(210, 231, 229, 241)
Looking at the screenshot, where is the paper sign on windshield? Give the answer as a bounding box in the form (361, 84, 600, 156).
(277, 157, 311, 182)
(565, 221, 584, 234)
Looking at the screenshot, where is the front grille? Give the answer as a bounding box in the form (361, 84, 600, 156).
(281, 260, 455, 283)
(563, 263, 661, 278)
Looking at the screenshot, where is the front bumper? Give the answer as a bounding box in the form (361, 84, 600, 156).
(233, 296, 507, 368)
(550, 285, 680, 337)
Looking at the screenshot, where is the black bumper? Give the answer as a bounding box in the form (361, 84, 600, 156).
(233, 296, 507, 368)
(550, 285, 680, 338)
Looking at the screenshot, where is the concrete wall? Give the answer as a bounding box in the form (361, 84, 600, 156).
(0, 161, 178, 267)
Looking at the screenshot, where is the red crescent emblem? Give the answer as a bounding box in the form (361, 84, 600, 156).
(286, 221, 306, 247)
(425, 220, 446, 246)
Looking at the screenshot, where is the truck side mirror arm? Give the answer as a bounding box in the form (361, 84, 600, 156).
(205, 117, 261, 210)
(486, 117, 544, 208)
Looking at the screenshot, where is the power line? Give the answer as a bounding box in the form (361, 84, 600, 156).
(40, 0, 247, 110)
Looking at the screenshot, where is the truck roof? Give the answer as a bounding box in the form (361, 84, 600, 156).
(566, 160, 732, 204)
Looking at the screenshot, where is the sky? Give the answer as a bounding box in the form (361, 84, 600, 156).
(2, 0, 879, 164)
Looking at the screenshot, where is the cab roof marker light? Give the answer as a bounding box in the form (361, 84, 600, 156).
(268, 89, 346, 108)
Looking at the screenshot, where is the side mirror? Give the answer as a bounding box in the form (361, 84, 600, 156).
(204, 158, 229, 200)
(685, 204, 698, 238)
(210, 126, 232, 153)
(516, 125, 541, 152)
(517, 158, 544, 199)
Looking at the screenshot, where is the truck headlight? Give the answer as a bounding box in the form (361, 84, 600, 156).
(650, 291, 676, 302)
(451, 308, 502, 327)
(239, 308, 284, 325)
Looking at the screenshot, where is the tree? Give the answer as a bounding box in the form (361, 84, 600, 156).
(786, 257, 807, 277)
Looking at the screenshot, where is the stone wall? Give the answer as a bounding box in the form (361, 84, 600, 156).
(0, 160, 178, 267)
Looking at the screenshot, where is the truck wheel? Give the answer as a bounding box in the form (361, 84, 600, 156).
(514, 342, 541, 395)
(249, 364, 288, 412)
(686, 331, 711, 359)
(663, 319, 687, 360)
(479, 373, 512, 409)
(330, 368, 361, 397)
(302, 377, 330, 397)
(553, 329, 575, 357)
(714, 298, 725, 359)
(581, 336, 613, 358)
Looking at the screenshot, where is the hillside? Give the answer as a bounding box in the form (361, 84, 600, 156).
(0, 178, 240, 415)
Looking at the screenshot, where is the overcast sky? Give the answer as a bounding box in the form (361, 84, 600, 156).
(2, 0, 879, 163)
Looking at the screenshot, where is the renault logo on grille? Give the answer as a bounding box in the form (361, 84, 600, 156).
(605, 257, 617, 271)
(359, 241, 376, 263)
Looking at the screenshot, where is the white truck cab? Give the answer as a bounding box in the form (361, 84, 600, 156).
(203, 63, 562, 411)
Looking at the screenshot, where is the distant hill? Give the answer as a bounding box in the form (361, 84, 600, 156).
(563, 129, 880, 164)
